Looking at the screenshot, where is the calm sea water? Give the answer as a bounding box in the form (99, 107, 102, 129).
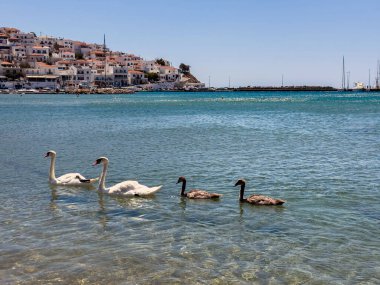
(0, 91, 379, 284)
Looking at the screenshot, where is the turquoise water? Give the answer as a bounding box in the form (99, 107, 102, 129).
(0, 91, 379, 284)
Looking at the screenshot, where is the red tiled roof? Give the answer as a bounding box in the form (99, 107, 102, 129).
(56, 60, 71, 64)
(32, 46, 49, 49)
(160, 66, 176, 70)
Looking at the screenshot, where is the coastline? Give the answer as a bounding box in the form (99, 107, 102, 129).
(1, 86, 380, 94)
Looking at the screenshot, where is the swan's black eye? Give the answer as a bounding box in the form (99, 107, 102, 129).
(96, 158, 102, 164)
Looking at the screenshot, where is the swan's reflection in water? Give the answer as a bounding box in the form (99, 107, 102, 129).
(96, 192, 108, 229)
(238, 203, 244, 224)
(96, 192, 159, 228)
(49, 185, 59, 214)
(179, 197, 187, 212)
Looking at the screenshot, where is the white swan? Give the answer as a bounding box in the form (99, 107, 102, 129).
(45, 150, 98, 186)
(93, 157, 162, 196)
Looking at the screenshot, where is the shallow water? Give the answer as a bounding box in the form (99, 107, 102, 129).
(0, 91, 379, 284)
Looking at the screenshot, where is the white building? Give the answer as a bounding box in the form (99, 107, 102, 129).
(11, 32, 36, 46)
(159, 66, 179, 82)
(127, 70, 147, 85)
(11, 46, 27, 59)
(25, 62, 58, 75)
(37, 36, 58, 49)
(141, 60, 160, 73)
(73, 41, 92, 58)
(0, 49, 12, 61)
(112, 66, 129, 87)
(26, 75, 59, 89)
(59, 51, 75, 60)
(57, 39, 73, 49)
(72, 66, 92, 85)
(0, 33, 8, 47)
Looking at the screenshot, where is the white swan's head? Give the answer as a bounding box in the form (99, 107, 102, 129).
(45, 150, 56, 158)
(93, 157, 109, 166)
(234, 179, 246, 187)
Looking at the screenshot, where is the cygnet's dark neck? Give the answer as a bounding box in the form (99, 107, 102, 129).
(239, 184, 245, 202)
(180, 180, 187, 196)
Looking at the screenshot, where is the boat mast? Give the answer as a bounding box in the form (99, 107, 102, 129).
(368, 69, 371, 90)
(342, 56, 346, 90)
(376, 60, 380, 89)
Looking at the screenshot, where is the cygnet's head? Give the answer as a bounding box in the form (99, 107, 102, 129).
(234, 179, 246, 187)
(176, 176, 187, 184)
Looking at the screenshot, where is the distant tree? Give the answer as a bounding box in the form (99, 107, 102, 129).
(179, 63, 190, 74)
(19, 62, 31, 69)
(146, 72, 159, 82)
(75, 52, 84, 60)
(53, 42, 60, 52)
(155, 58, 167, 66)
(45, 57, 54, 65)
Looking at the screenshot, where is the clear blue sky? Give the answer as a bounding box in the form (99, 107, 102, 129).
(1, 0, 379, 87)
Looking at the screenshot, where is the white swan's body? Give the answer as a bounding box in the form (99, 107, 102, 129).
(45, 150, 98, 186)
(93, 157, 162, 196)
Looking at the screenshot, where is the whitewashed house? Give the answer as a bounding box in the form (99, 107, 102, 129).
(11, 46, 27, 60)
(127, 70, 147, 85)
(112, 66, 129, 87)
(159, 66, 179, 82)
(11, 32, 36, 46)
(57, 39, 73, 49)
(0, 33, 8, 47)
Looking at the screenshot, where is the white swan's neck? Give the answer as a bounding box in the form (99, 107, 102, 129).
(49, 155, 57, 182)
(98, 161, 108, 192)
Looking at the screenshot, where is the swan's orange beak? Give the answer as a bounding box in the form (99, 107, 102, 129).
(92, 161, 98, 166)
(44, 153, 49, 157)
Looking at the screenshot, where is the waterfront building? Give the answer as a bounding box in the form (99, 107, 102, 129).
(25, 74, 59, 89)
(0, 26, 203, 91)
(25, 62, 58, 76)
(158, 65, 180, 82)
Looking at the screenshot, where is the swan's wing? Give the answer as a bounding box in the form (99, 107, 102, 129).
(134, 185, 162, 196)
(108, 181, 162, 196)
(247, 194, 285, 205)
(187, 189, 221, 199)
(56, 173, 84, 184)
(56, 173, 97, 185)
(107, 180, 144, 195)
